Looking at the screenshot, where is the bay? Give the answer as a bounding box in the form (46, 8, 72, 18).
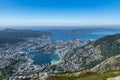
(29, 30, 120, 66)
(29, 52, 60, 65)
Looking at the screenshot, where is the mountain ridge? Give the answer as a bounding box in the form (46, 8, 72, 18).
(52, 33, 120, 72)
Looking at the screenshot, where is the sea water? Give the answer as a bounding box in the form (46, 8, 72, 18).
(29, 52, 60, 65)
(29, 30, 120, 66)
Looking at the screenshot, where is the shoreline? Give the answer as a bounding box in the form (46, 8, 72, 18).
(28, 50, 62, 66)
(51, 50, 62, 65)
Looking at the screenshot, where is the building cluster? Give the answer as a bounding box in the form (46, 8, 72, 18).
(0, 36, 85, 79)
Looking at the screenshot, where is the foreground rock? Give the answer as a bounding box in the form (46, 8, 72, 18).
(107, 76, 120, 80)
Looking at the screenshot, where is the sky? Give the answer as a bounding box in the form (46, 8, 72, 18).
(0, 0, 120, 27)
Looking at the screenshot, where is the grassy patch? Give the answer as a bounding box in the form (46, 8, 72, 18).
(47, 70, 120, 80)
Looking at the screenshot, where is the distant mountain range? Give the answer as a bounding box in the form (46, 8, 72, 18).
(0, 29, 51, 45)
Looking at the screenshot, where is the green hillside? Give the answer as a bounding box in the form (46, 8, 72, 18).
(95, 33, 120, 59)
(47, 70, 120, 80)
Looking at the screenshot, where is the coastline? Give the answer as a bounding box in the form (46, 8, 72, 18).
(28, 50, 62, 65)
(51, 50, 62, 65)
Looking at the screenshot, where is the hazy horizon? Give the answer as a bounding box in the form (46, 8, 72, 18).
(0, 25, 120, 30)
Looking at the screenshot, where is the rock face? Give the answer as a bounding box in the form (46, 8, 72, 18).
(107, 76, 120, 80)
(55, 34, 120, 72)
(112, 76, 120, 80)
(91, 55, 120, 73)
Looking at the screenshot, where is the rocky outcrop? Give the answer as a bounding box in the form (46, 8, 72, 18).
(107, 76, 120, 80)
(91, 55, 120, 73)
